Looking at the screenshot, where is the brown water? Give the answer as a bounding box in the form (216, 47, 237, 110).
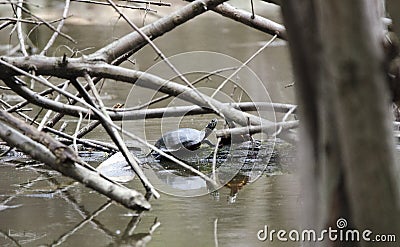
(0, 2, 300, 246)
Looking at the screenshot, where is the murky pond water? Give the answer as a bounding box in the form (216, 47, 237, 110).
(0, 1, 301, 246)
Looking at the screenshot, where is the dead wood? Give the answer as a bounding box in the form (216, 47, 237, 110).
(0, 110, 150, 211)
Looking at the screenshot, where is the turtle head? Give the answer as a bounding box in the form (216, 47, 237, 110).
(206, 119, 218, 130)
(204, 119, 218, 138)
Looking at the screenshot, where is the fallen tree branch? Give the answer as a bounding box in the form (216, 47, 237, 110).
(15, 0, 28, 56)
(10, 2, 76, 43)
(120, 102, 296, 120)
(1, 65, 161, 197)
(107, 0, 226, 119)
(23, 0, 231, 128)
(215, 120, 298, 138)
(211, 2, 287, 40)
(40, 0, 71, 55)
(1, 85, 221, 189)
(0, 57, 267, 127)
(0, 68, 221, 189)
(0, 96, 115, 152)
(2, 79, 297, 122)
(70, 0, 157, 11)
(63, 101, 296, 141)
(88, 0, 229, 63)
(260, 0, 281, 6)
(211, 34, 278, 98)
(121, 66, 239, 111)
(0, 55, 297, 144)
(82, 73, 160, 198)
(0, 110, 150, 211)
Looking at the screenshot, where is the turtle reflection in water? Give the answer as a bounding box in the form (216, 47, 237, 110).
(151, 119, 218, 159)
(226, 173, 249, 203)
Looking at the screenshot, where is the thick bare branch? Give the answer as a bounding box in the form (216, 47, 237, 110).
(0, 55, 279, 130)
(0, 110, 150, 211)
(1, 79, 296, 121)
(106, 0, 225, 119)
(212, 3, 287, 40)
(215, 120, 298, 139)
(82, 73, 160, 198)
(88, 0, 229, 63)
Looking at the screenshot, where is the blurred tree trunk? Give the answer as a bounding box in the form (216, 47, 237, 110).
(386, 0, 400, 38)
(281, 0, 400, 246)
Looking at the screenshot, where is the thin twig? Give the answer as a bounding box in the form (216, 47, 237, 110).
(0, 56, 283, 134)
(272, 105, 297, 137)
(0, 20, 13, 30)
(70, 0, 156, 12)
(250, 0, 255, 19)
(76, 119, 101, 138)
(0, 230, 20, 247)
(91, 0, 228, 62)
(38, 81, 69, 131)
(10, 2, 76, 43)
(41, 0, 229, 129)
(0, 146, 14, 157)
(40, 0, 71, 55)
(1, 97, 115, 152)
(126, 0, 171, 6)
(215, 120, 298, 138)
(0, 16, 69, 25)
(105, 0, 225, 119)
(6, 81, 65, 113)
(3, 74, 220, 188)
(83, 73, 160, 198)
(73, 111, 83, 152)
(0, 115, 150, 210)
(118, 66, 238, 111)
(15, 0, 28, 56)
(212, 137, 221, 183)
(211, 34, 278, 98)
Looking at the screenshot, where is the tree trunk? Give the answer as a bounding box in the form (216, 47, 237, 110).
(281, 0, 400, 246)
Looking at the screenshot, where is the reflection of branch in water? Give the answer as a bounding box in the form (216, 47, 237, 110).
(3, 162, 157, 246)
(27, 170, 115, 237)
(112, 217, 161, 247)
(214, 218, 219, 247)
(50, 201, 113, 246)
(0, 230, 21, 246)
(122, 213, 142, 238)
(0, 165, 49, 208)
(122, 193, 157, 238)
(0, 230, 20, 246)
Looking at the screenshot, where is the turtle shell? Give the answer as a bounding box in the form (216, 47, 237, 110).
(154, 128, 205, 152)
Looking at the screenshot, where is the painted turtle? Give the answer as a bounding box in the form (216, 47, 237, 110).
(152, 119, 218, 157)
